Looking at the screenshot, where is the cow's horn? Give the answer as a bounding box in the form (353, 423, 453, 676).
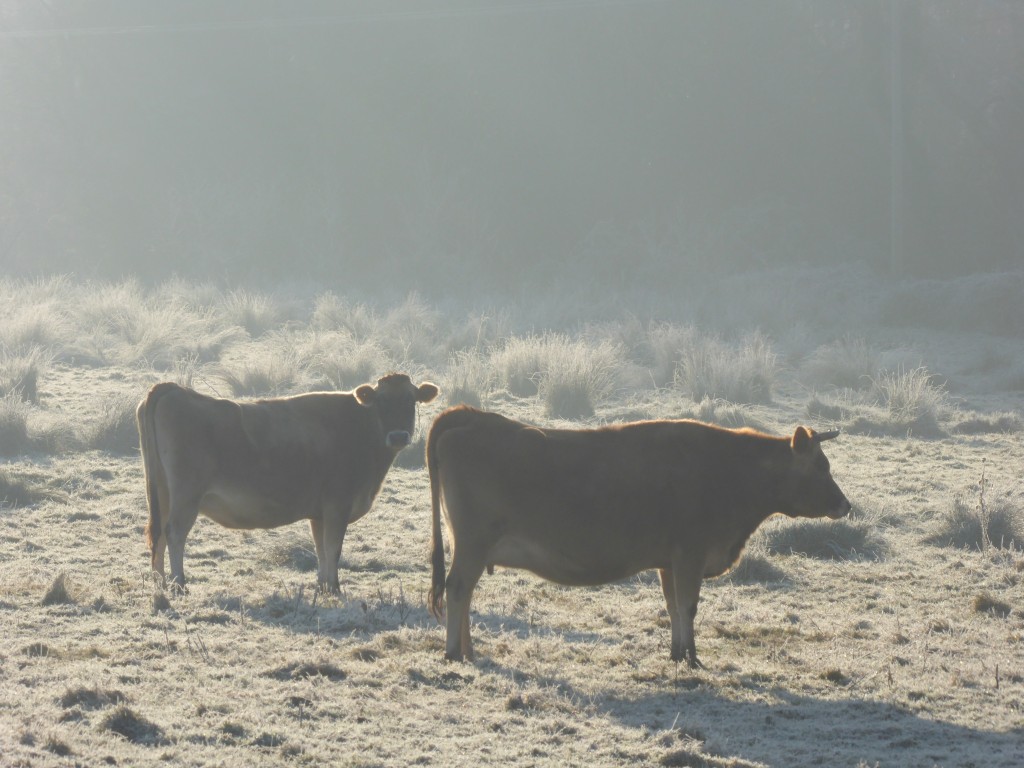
(815, 429, 841, 442)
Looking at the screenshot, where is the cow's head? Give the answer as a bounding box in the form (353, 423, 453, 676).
(355, 373, 439, 449)
(781, 426, 852, 520)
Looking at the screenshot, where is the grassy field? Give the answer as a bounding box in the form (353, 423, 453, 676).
(1, 276, 1022, 767)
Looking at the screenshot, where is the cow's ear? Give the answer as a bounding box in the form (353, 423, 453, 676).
(791, 426, 814, 454)
(417, 382, 439, 403)
(355, 384, 376, 405)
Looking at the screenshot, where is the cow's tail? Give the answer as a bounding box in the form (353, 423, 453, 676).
(426, 410, 449, 621)
(426, 406, 480, 621)
(138, 382, 177, 563)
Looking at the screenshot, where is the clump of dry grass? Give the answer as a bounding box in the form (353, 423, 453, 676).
(310, 292, 378, 339)
(59, 687, 127, 710)
(538, 338, 621, 420)
(378, 292, 444, 366)
(763, 517, 886, 561)
(686, 396, 766, 431)
(270, 541, 318, 573)
(0, 392, 35, 456)
(0, 301, 69, 353)
(848, 367, 949, 438)
(806, 394, 853, 423)
(443, 349, 493, 408)
(644, 323, 702, 387)
(927, 482, 1023, 551)
(78, 392, 142, 454)
(265, 660, 347, 682)
(41, 572, 77, 606)
(721, 537, 787, 584)
(0, 346, 49, 404)
(952, 412, 1022, 435)
(0, 468, 35, 512)
(674, 331, 776, 405)
(490, 335, 549, 396)
(218, 350, 304, 397)
(222, 289, 283, 338)
(99, 705, 167, 745)
(799, 336, 878, 391)
(286, 328, 392, 391)
(972, 593, 1012, 618)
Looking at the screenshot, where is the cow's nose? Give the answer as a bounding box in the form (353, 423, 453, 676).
(386, 430, 411, 449)
(829, 497, 853, 519)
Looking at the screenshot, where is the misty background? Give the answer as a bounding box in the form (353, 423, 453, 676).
(2, 1, 1022, 305)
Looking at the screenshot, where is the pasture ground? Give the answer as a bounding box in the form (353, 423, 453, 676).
(1, 278, 1022, 767)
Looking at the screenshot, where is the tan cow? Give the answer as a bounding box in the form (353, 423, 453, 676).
(137, 374, 438, 593)
(426, 406, 851, 667)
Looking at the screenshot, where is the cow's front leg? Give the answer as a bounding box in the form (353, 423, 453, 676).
(316, 503, 350, 595)
(667, 547, 705, 669)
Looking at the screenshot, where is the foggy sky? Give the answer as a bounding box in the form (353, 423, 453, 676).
(2, 1, 1021, 292)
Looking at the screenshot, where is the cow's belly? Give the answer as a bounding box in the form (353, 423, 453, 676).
(488, 535, 652, 587)
(199, 487, 310, 529)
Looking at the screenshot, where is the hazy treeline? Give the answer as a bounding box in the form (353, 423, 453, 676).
(2, 1, 1022, 294)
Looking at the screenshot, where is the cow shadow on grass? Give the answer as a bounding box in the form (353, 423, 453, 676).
(231, 584, 615, 651)
(191, 579, 1023, 767)
(477, 657, 1024, 768)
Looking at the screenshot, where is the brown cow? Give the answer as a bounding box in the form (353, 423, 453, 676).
(137, 374, 438, 593)
(426, 406, 851, 667)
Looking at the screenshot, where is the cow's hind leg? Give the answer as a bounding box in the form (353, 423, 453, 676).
(150, 482, 171, 584)
(666, 548, 705, 669)
(444, 549, 487, 662)
(165, 493, 201, 593)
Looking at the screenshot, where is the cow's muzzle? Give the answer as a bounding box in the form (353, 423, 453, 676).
(826, 498, 853, 520)
(386, 430, 412, 449)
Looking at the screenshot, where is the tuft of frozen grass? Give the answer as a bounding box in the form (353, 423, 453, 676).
(952, 412, 1022, 435)
(270, 540, 319, 573)
(295, 331, 392, 392)
(846, 367, 949, 438)
(67, 281, 238, 369)
(99, 705, 167, 745)
(78, 392, 142, 454)
(536, 337, 622, 420)
(0, 346, 49, 404)
(0, 392, 34, 456)
(218, 345, 305, 398)
(310, 292, 378, 339)
(490, 335, 548, 397)
(443, 349, 493, 408)
(799, 336, 878, 391)
(644, 323, 702, 388)
(721, 536, 787, 584)
(222, 289, 283, 338)
(674, 331, 776, 404)
(0, 467, 48, 507)
(875, 367, 947, 424)
(763, 517, 887, 561)
(0, 305, 69, 354)
(686, 397, 766, 431)
(927, 483, 1024, 551)
(378, 292, 444, 366)
(41, 572, 77, 606)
